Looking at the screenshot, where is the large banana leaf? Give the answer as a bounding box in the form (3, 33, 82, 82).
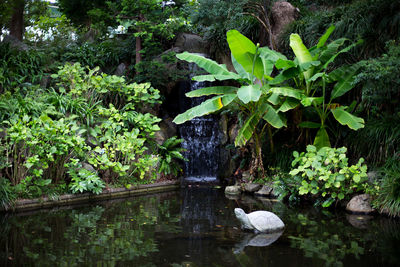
(289, 34, 313, 80)
(263, 104, 286, 128)
(186, 86, 237, 97)
(173, 94, 236, 124)
(237, 84, 262, 104)
(231, 53, 251, 80)
(300, 96, 324, 107)
(234, 102, 285, 147)
(259, 47, 287, 76)
(270, 87, 302, 100)
(331, 106, 364, 130)
(193, 74, 239, 82)
(176, 52, 240, 78)
(278, 98, 299, 112)
(235, 110, 263, 147)
(329, 64, 359, 100)
(227, 30, 264, 80)
(314, 127, 331, 148)
(320, 39, 362, 70)
(317, 25, 336, 48)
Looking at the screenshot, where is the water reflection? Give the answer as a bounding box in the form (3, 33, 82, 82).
(0, 189, 399, 266)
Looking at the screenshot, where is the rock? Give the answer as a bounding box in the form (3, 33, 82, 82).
(2, 35, 29, 50)
(174, 33, 209, 54)
(271, 1, 299, 48)
(243, 183, 262, 193)
(255, 185, 273, 196)
(225, 185, 241, 196)
(219, 114, 228, 145)
(346, 194, 375, 214)
(228, 123, 239, 144)
(233, 232, 283, 254)
(82, 163, 96, 173)
(234, 208, 285, 233)
(242, 171, 253, 182)
(114, 63, 127, 76)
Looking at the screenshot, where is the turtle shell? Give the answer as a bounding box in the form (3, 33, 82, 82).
(247, 210, 285, 232)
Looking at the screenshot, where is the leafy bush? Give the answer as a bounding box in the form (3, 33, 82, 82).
(279, 145, 370, 207)
(2, 114, 88, 187)
(66, 160, 105, 194)
(0, 178, 16, 210)
(374, 155, 400, 217)
(157, 137, 187, 178)
(0, 43, 47, 92)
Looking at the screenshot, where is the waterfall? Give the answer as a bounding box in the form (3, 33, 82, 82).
(179, 56, 220, 183)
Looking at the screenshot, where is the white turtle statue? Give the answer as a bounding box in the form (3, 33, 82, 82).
(234, 208, 284, 233)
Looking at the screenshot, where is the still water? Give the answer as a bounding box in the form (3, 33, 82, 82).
(1, 187, 399, 267)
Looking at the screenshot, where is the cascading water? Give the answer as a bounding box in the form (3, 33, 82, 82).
(179, 56, 220, 183)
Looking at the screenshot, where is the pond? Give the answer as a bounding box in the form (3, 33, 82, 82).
(1, 187, 399, 267)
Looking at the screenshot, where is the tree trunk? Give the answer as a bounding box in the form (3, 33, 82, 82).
(135, 36, 142, 64)
(9, 0, 24, 41)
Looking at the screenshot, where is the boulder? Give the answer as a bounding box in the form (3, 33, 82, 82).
(346, 194, 375, 214)
(225, 185, 241, 196)
(243, 183, 262, 193)
(174, 33, 209, 54)
(255, 185, 273, 197)
(82, 163, 96, 173)
(114, 63, 127, 76)
(271, 1, 299, 48)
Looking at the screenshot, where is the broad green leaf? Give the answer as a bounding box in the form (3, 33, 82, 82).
(186, 86, 237, 97)
(329, 64, 359, 100)
(193, 74, 239, 82)
(331, 106, 365, 130)
(314, 127, 331, 149)
(289, 34, 313, 80)
(278, 98, 299, 112)
(173, 94, 236, 124)
(235, 110, 264, 147)
(320, 39, 362, 70)
(299, 121, 321, 128)
(319, 38, 347, 65)
(317, 25, 336, 48)
(275, 59, 296, 70)
(177, 52, 238, 77)
(237, 84, 262, 104)
(263, 104, 286, 128)
(267, 93, 280, 105)
(227, 30, 264, 79)
(307, 72, 325, 83)
(231, 53, 251, 80)
(301, 96, 324, 107)
(299, 61, 321, 72)
(259, 47, 286, 76)
(270, 87, 302, 99)
(269, 67, 300, 85)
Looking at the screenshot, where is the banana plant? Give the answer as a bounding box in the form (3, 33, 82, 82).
(269, 25, 365, 148)
(173, 30, 293, 177)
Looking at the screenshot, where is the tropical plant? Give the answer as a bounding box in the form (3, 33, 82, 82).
(66, 160, 105, 194)
(173, 29, 293, 177)
(282, 145, 370, 207)
(273, 25, 365, 148)
(374, 155, 400, 217)
(157, 137, 187, 177)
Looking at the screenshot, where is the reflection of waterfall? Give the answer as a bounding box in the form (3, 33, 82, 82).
(179, 57, 220, 182)
(180, 187, 219, 258)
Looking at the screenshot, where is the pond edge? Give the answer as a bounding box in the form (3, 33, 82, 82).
(1, 180, 180, 213)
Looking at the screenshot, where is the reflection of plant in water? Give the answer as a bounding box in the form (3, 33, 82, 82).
(0, 194, 181, 266)
(287, 212, 368, 267)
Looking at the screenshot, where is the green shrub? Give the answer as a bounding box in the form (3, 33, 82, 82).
(374, 155, 400, 217)
(157, 137, 187, 178)
(279, 145, 370, 207)
(66, 159, 105, 194)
